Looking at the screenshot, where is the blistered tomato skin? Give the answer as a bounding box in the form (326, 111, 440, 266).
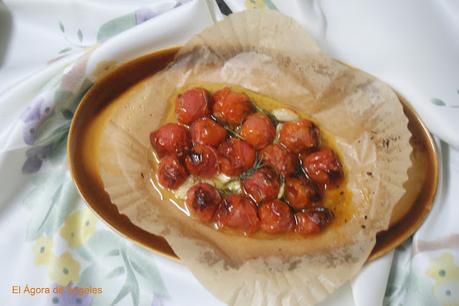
(259, 200, 295, 234)
(284, 177, 320, 209)
(260, 144, 297, 176)
(218, 138, 256, 177)
(240, 113, 276, 150)
(215, 194, 260, 235)
(279, 119, 319, 154)
(242, 167, 280, 203)
(157, 155, 189, 189)
(301, 148, 343, 186)
(186, 183, 221, 222)
(295, 207, 333, 235)
(212, 87, 254, 127)
(153, 86, 344, 235)
(150, 123, 191, 158)
(184, 144, 219, 177)
(190, 118, 227, 147)
(175, 87, 212, 125)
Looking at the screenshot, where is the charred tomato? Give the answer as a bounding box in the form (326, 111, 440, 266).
(186, 183, 221, 222)
(260, 144, 297, 176)
(284, 177, 320, 209)
(295, 207, 333, 235)
(184, 144, 219, 178)
(242, 167, 280, 203)
(301, 148, 343, 186)
(157, 155, 188, 189)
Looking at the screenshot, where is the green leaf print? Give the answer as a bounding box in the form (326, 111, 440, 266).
(106, 249, 121, 257)
(32, 120, 70, 147)
(54, 90, 73, 107)
(55, 78, 92, 113)
(107, 266, 125, 279)
(77, 29, 83, 42)
(431, 97, 459, 108)
(58, 47, 72, 54)
(111, 283, 132, 306)
(59, 21, 65, 33)
(384, 283, 399, 298)
(97, 13, 136, 43)
(47, 136, 68, 165)
(75, 231, 168, 306)
(115, 250, 140, 306)
(265, 0, 278, 10)
(79, 263, 104, 288)
(29, 184, 63, 237)
(104, 248, 141, 306)
(25, 172, 80, 240)
(87, 231, 122, 254)
(431, 98, 446, 106)
(126, 247, 168, 297)
(70, 78, 93, 111)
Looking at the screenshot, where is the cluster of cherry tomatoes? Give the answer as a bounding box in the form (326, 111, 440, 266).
(150, 87, 343, 236)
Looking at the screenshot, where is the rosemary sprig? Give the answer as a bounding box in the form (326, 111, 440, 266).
(224, 126, 243, 139)
(254, 104, 280, 127)
(239, 154, 265, 180)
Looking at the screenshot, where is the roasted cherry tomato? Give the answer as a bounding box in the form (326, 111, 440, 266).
(215, 194, 260, 235)
(190, 118, 227, 147)
(279, 119, 319, 154)
(186, 183, 221, 222)
(184, 144, 219, 177)
(176, 87, 212, 125)
(150, 123, 191, 158)
(301, 148, 343, 186)
(295, 207, 333, 235)
(260, 144, 297, 176)
(217, 138, 256, 176)
(284, 177, 320, 209)
(212, 87, 254, 127)
(240, 112, 275, 150)
(259, 199, 295, 234)
(157, 155, 188, 189)
(242, 167, 280, 203)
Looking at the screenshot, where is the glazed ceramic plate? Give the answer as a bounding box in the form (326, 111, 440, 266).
(68, 47, 439, 262)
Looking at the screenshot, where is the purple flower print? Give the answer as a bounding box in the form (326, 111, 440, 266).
(23, 120, 42, 145)
(21, 97, 54, 123)
(21, 99, 42, 122)
(49, 284, 93, 306)
(22, 155, 42, 173)
(21, 97, 55, 145)
(135, 8, 157, 24)
(22, 144, 53, 174)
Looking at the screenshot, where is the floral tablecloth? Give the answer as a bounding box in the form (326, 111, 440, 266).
(0, 1, 458, 306)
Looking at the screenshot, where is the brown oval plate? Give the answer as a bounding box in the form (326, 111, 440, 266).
(68, 47, 439, 262)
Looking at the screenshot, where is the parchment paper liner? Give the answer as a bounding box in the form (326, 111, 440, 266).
(99, 10, 412, 306)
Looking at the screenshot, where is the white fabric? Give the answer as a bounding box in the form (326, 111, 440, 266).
(225, 1, 459, 306)
(1, 1, 458, 306)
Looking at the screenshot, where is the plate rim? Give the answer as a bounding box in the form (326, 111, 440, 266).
(67, 46, 439, 263)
